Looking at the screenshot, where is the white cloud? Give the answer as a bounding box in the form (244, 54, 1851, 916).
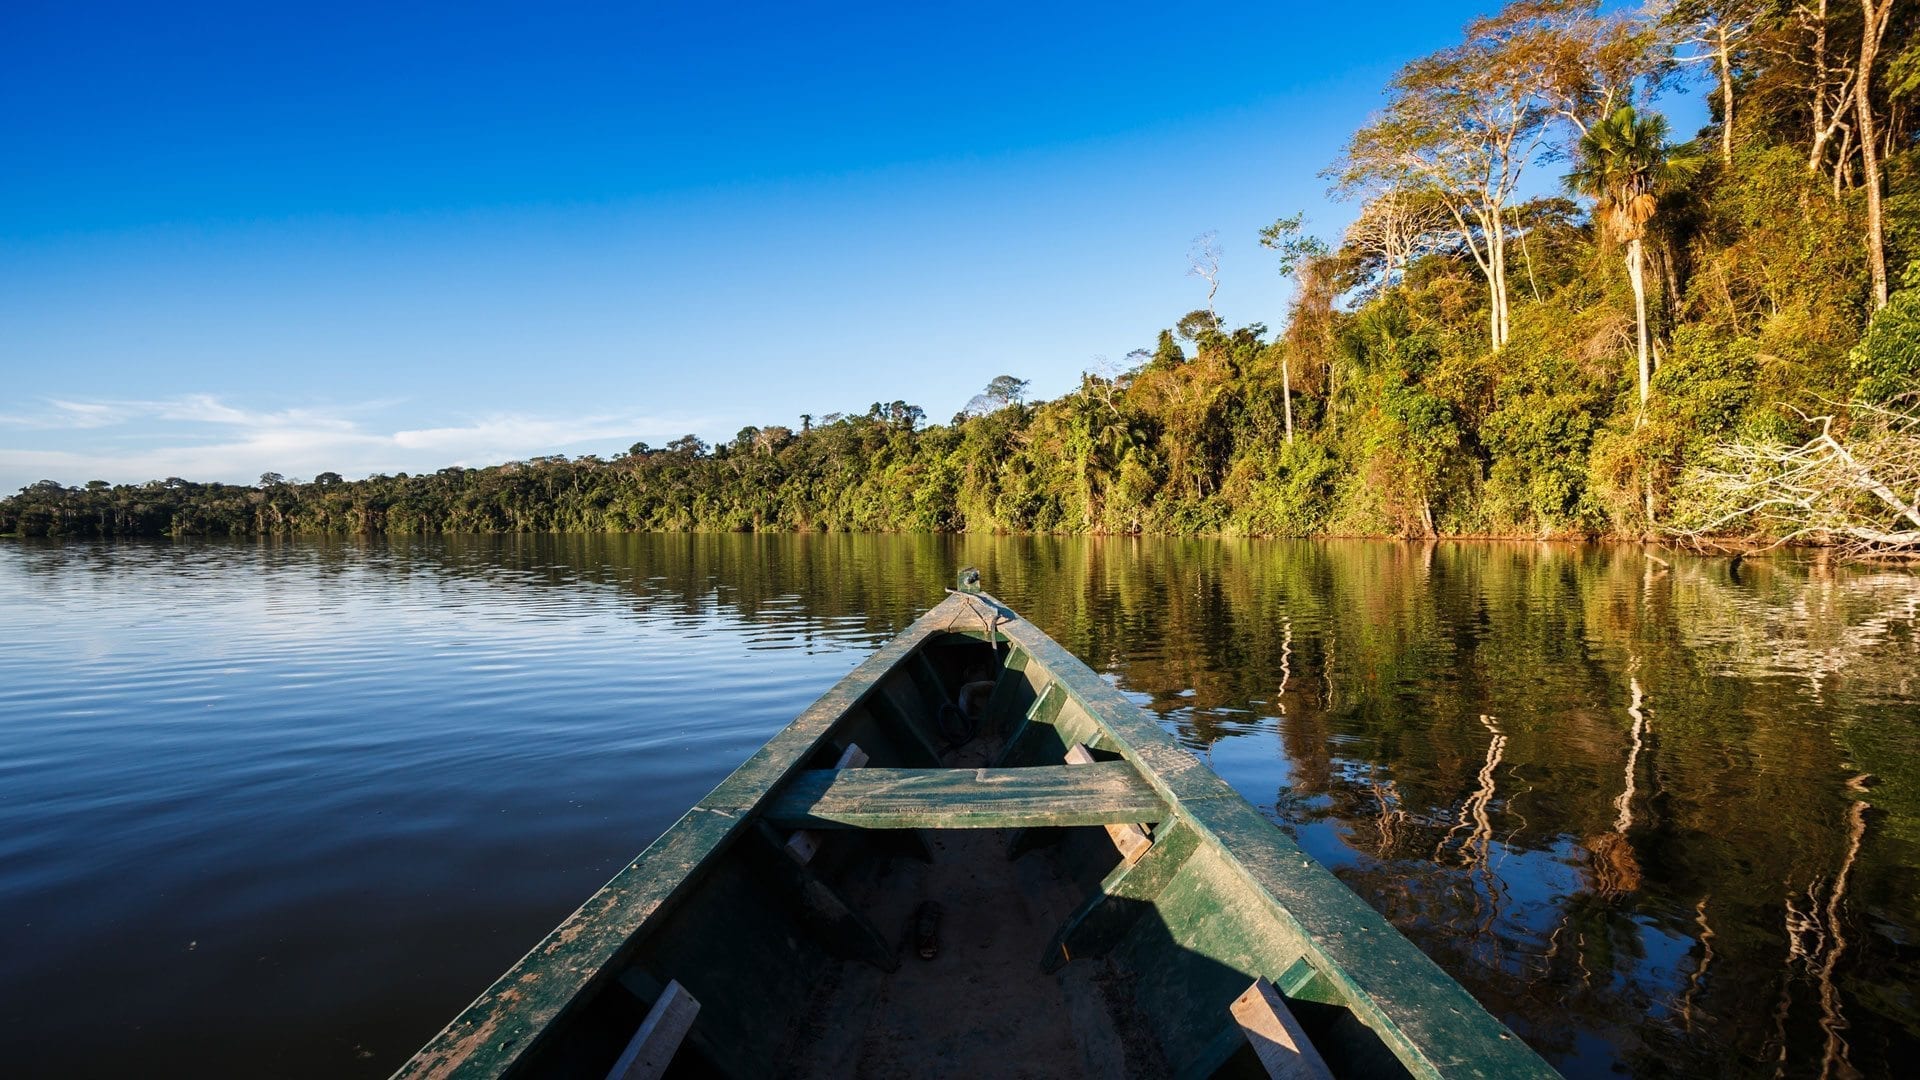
(47, 400, 136, 428)
(0, 399, 144, 430)
(0, 394, 707, 491)
(393, 415, 639, 452)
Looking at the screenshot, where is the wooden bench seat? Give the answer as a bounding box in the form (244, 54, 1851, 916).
(763, 763, 1168, 830)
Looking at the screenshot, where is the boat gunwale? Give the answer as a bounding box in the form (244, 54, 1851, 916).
(392, 591, 984, 1079)
(980, 593, 1557, 1080)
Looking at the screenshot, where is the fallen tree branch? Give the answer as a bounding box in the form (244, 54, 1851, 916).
(1669, 398, 1920, 561)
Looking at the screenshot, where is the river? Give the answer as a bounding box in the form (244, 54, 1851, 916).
(1, 535, 1914, 1077)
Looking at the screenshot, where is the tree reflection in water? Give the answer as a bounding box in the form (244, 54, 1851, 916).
(15, 534, 1906, 1077)
(945, 537, 1919, 1079)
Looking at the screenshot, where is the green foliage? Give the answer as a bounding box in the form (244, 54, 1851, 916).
(1564, 107, 1705, 246)
(1484, 386, 1602, 532)
(1850, 264, 1920, 403)
(1223, 438, 1339, 536)
(1257, 213, 1330, 277)
(4, 1, 1910, 548)
(1688, 145, 1864, 372)
(1653, 327, 1761, 435)
(1583, 326, 1766, 529)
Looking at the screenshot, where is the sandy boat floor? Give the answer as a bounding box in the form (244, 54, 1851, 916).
(779, 741, 1172, 1078)
(782, 830, 1173, 1078)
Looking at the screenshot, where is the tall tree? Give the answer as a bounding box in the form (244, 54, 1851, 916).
(1258, 214, 1330, 444)
(1856, 0, 1896, 309)
(1790, 0, 1859, 181)
(1565, 107, 1705, 412)
(1524, 0, 1673, 137)
(1663, 0, 1760, 165)
(1333, 6, 1555, 351)
(964, 375, 1031, 417)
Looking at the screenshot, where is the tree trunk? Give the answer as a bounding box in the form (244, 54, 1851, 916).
(1487, 276, 1501, 348)
(1834, 122, 1855, 195)
(1857, 0, 1891, 310)
(1653, 237, 1682, 330)
(1520, 227, 1542, 301)
(1804, 0, 1855, 179)
(1628, 237, 1652, 411)
(1451, 202, 1506, 353)
(1282, 354, 1294, 444)
(1818, 429, 1920, 531)
(1449, 202, 1510, 353)
(1490, 208, 1511, 348)
(1809, 0, 1831, 173)
(1717, 31, 1735, 166)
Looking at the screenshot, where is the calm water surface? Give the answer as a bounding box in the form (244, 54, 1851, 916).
(1, 535, 1916, 1078)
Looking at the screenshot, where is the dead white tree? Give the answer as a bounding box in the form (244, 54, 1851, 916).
(1187, 231, 1222, 321)
(1789, 0, 1860, 182)
(1671, 399, 1920, 558)
(1661, 0, 1760, 165)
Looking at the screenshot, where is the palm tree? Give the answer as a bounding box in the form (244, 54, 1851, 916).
(1565, 107, 1704, 414)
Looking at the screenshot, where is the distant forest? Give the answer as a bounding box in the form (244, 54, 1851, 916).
(8, 1, 1920, 551)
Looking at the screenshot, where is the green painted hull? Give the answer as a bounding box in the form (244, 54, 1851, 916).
(397, 589, 1557, 1079)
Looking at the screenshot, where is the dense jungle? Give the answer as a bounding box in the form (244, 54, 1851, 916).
(8, 1, 1920, 551)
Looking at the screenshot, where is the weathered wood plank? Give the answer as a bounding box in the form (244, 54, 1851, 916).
(785, 743, 868, 865)
(991, 678, 1065, 767)
(746, 823, 898, 972)
(783, 829, 821, 866)
(606, 979, 700, 1080)
(1053, 696, 1104, 755)
(862, 679, 945, 765)
(1040, 820, 1200, 973)
(982, 646, 1034, 733)
(1232, 978, 1334, 1080)
(1277, 954, 1341, 1006)
(613, 970, 731, 1074)
(1175, 794, 1553, 1079)
(1065, 743, 1153, 863)
(763, 763, 1167, 830)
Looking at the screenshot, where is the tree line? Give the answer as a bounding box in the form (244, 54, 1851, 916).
(6, 0, 1918, 547)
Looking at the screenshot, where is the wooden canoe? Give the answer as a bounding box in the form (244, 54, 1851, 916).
(397, 578, 1557, 1079)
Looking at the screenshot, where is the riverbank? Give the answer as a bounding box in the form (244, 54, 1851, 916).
(0, 497, 1857, 562)
(0, 507, 1817, 554)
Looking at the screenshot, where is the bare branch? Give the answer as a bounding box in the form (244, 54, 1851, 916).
(1669, 397, 1920, 559)
(1187, 232, 1222, 319)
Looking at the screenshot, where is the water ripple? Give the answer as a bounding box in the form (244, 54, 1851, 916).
(1, 535, 1916, 1079)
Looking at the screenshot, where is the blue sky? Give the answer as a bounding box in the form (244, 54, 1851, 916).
(0, 1, 1705, 490)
